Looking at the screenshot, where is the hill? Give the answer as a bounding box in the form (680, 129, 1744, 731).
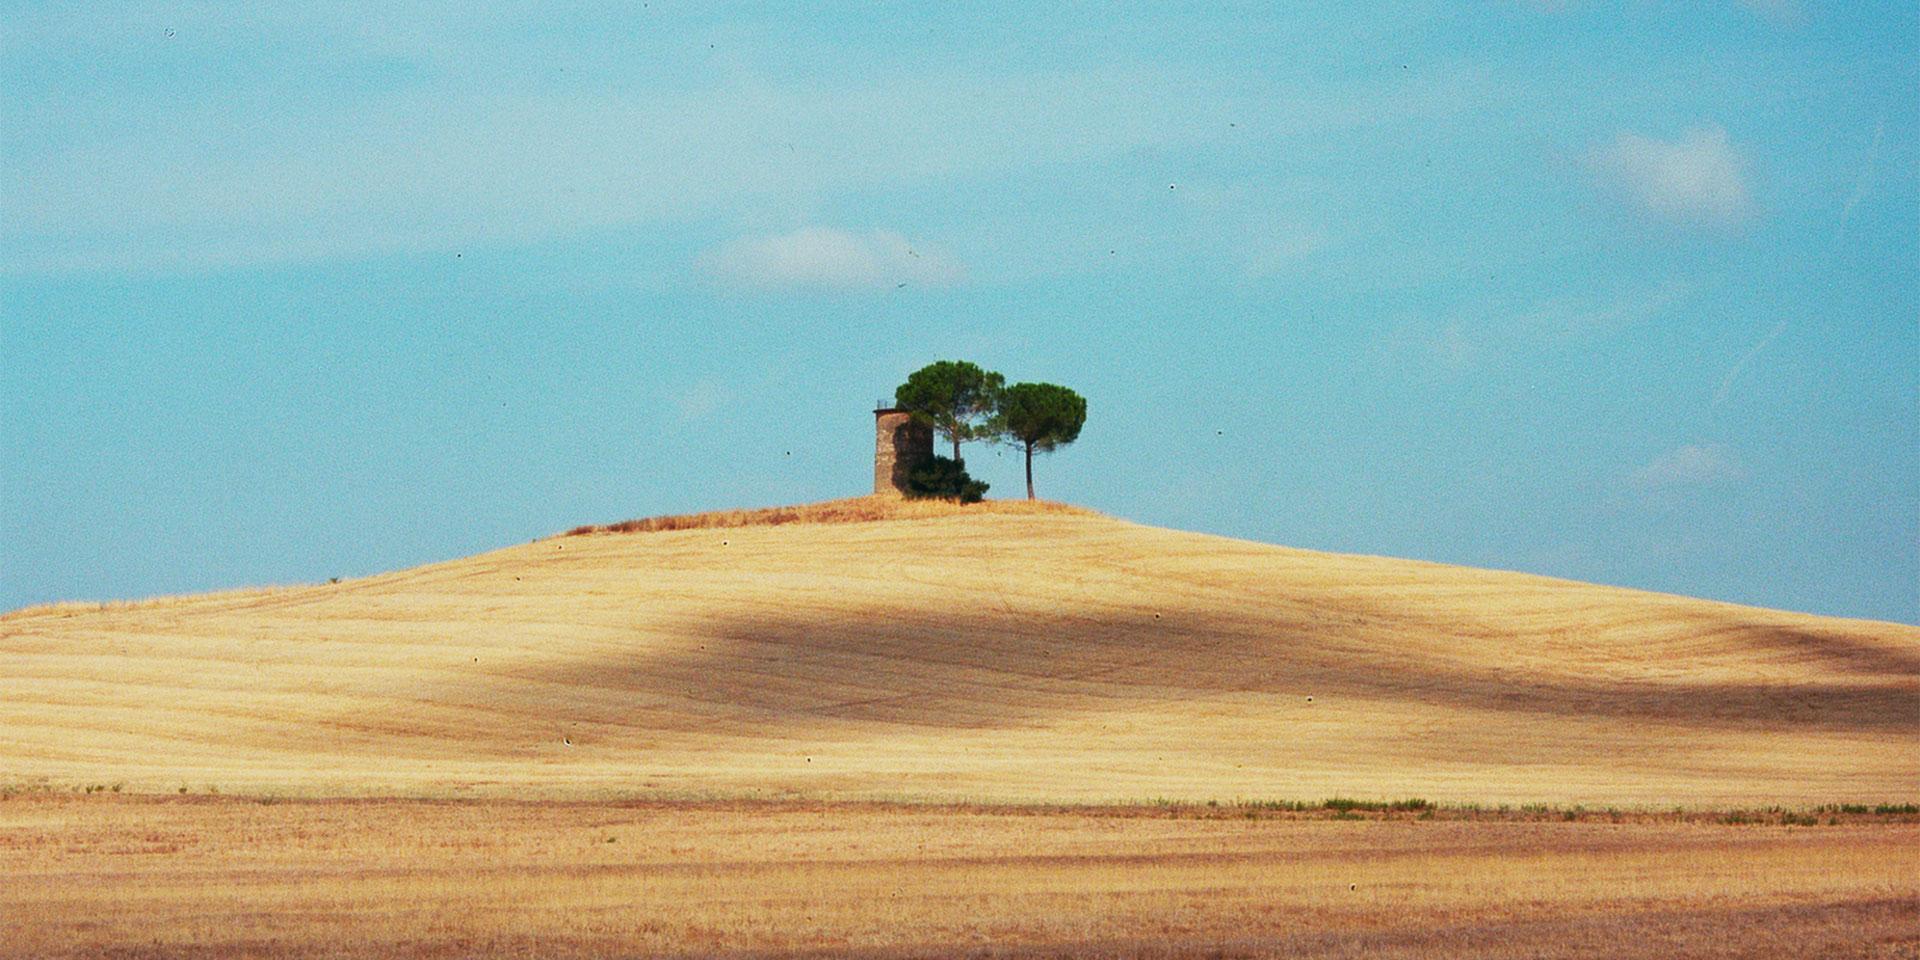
(3, 498, 1915, 806)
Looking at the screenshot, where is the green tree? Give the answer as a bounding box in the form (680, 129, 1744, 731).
(893, 360, 1005, 463)
(995, 382, 1086, 500)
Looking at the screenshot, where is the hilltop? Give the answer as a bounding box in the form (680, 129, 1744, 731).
(3, 498, 1915, 806)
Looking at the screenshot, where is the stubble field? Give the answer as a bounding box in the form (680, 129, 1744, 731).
(4, 796, 1917, 959)
(4, 498, 1916, 956)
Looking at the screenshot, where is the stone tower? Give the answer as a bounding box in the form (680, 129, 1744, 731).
(873, 407, 933, 496)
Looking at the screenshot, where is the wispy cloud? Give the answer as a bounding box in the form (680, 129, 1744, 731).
(1528, 0, 1799, 22)
(1836, 118, 1886, 242)
(1714, 119, 1882, 408)
(670, 378, 732, 422)
(1386, 282, 1688, 373)
(1513, 281, 1691, 340)
(1399, 320, 1482, 373)
(1, 64, 1241, 276)
(1629, 443, 1745, 488)
(1590, 126, 1755, 226)
(699, 228, 962, 291)
(1242, 228, 1327, 279)
(3, 2, 1517, 280)
(1738, 0, 1803, 24)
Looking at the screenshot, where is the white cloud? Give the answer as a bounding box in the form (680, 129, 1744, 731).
(1629, 444, 1745, 488)
(699, 228, 963, 291)
(1591, 126, 1755, 226)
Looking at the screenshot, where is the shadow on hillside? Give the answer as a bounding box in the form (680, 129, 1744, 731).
(472, 599, 1920, 740)
(1738, 623, 1920, 677)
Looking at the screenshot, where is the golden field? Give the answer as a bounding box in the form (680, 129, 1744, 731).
(4, 497, 1914, 805)
(2, 797, 1916, 959)
(3, 497, 1917, 957)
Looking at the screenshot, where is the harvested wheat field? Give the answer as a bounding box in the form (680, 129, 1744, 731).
(3, 796, 1917, 960)
(3, 497, 1917, 957)
(5, 497, 1914, 805)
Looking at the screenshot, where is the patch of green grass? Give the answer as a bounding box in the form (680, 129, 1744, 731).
(1233, 799, 1315, 812)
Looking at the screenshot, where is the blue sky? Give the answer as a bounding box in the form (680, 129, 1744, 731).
(3, 2, 1915, 622)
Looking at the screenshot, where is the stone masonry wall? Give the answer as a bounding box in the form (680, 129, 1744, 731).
(874, 409, 933, 496)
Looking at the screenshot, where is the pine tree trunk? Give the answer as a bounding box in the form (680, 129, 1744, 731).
(1025, 441, 1035, 500)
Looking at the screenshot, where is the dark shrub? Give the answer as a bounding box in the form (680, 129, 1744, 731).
(906, 455, 988, 504)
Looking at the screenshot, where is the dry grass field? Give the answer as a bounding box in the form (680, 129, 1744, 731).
(4, 497, 1913, 805)
(3, 497, 1916, 956)
(4, 796, 1917, 959)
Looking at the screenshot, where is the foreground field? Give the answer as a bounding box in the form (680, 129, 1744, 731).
(3, 498, 1917, 805)
(5, 500, 1916, 957)
(3, 796, 1916, 959)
